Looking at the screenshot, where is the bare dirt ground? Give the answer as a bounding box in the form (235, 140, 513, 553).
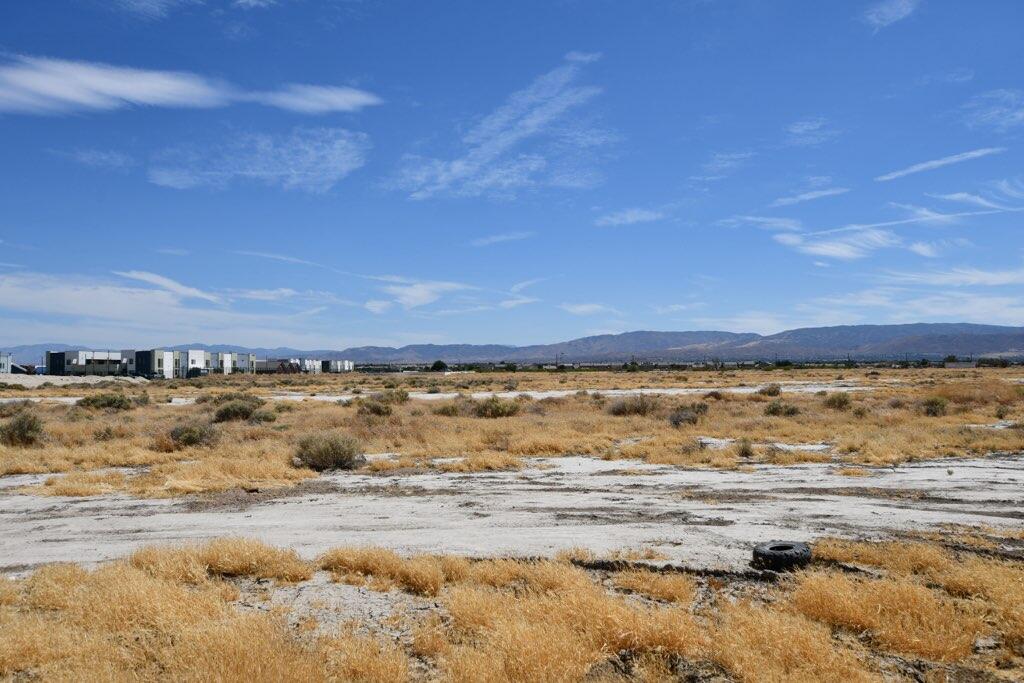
(3, 453, 1022, 573)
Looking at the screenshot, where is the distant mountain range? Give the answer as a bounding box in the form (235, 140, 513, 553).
(6, 323, 1024, 365)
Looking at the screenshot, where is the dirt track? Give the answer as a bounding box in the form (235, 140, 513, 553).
(2, 453, 1021, 574)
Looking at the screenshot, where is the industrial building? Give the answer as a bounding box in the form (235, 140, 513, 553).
(0, 352, 11, 375)
(44, 348, 351, 378)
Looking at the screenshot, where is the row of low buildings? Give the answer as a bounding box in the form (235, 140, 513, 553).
(43, 349, 354, 379)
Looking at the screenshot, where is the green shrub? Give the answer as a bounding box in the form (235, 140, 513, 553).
(764, 400, 799, 417)
(735, 438, 754, 458)
(77, 393, 133, 411)
(823, 392, 851, 410)
(921, 397, 948, 417)
(358, 399, 392, 417)
(474, 396, 520, 418)
(703, 390, 723, 401)
(757, 384, 781, 397)
(294, 433, 364, 471)
(0, 411, 44, 446)
(249, 409, 277, 424)
(607, 395, 660, 416)
(169, 422, 219, 448)
(214, 400, 257, 422)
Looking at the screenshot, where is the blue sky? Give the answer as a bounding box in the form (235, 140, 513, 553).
(1, 0, 1022, 349)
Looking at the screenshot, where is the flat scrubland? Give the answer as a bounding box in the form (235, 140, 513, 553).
(2, 531, 1023, 681)
(1, 369, 1021, 497)
(1, 369, 1023, 680)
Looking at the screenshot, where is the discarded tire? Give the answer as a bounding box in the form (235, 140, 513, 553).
(751, 541, 811, 571)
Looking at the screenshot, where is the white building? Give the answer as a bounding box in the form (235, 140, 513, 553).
(323, 359, 355, 373)
(0, 352, 12, 374)
(176, 349, 209, 378)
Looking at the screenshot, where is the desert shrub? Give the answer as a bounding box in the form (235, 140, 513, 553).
(169, 422, 219, 448)
(735, 438, 754, 458)
(921, 397, 948, 417)
(274, 402, 296, 413)
(77, 393, 133, 411)
(668, 408, 699, 427)
(688, 401, 709, 416)
(432, 403, 460, 417)
(757, 383, 782, 397)
(823, 392, 851, 410)
(358, 399, 392, 417)
(133, 392, 151, 406)
(852, 406, 869, 419)
(196, 392, 265, 407)
(606, 395, 660, 416)
(93, 425, 117, 442)
(294, 433, 364, 471)
(0, 399, 32, 418)
(503, 380, 519, 391)
(995, 405, 1010, 420)
(248, 409, 277, 424)
(213, 400, 257, 422)
(704, 390, 724, 400)
(0, 382, 27, 390)
(474, 396, 520, 418)
(888, 397, 906, 409)
(0, 411, 44, 446)
(764, 400, 799, 417)
(373, 389, 409, 404)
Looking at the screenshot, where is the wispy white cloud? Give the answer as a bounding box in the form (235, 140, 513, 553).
(784, 117, 840, 146)
(874, 148, 1006, 182)
(393, 53, 611, 200)
(773, 228, 900, 260)
(381, 281, 472, 308)
(62, 148, 136, 169)
(694, 151, 754, 180)
(509, 277, 546, 294)
(228, 287, 298, 301)
(927, 192, 1009, 210)
(816, 287, 1024, 326)
(885, 264, 1024, 287)
(863, 0, 920, 30)
(908, 241, 939, 257)
(364, 300, 393, 314)
(652, 302, 705, 315)
(594, 208, 665, 227)
(113, 270, 221, 303)
(770, 187, 849, 207)
(470, 231, 535, 247)
(242, 84, 383, 114)
(916, 68, 974, 86)
(149, 127, 370, 193)
(115, 0, 196, 19)
(725, 216, 803, 231)
(0, 55, 382, 115)
(559, 302, 618, 316)
(963, 90, 1024, 132)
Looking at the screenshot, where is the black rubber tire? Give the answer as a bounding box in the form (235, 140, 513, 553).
(752, 541, 812, 571)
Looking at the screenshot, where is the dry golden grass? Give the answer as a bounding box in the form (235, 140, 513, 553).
(4, 369, 1023, 500)
(6, 535, 1024, 681)
(790, 572, 986, 661)
(319, 547, 446, 596)
(836, 466, 873, 476)
(712, 602, 879, 683)
(612, 569, 696, 603)
(131, 538, 313, 583)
